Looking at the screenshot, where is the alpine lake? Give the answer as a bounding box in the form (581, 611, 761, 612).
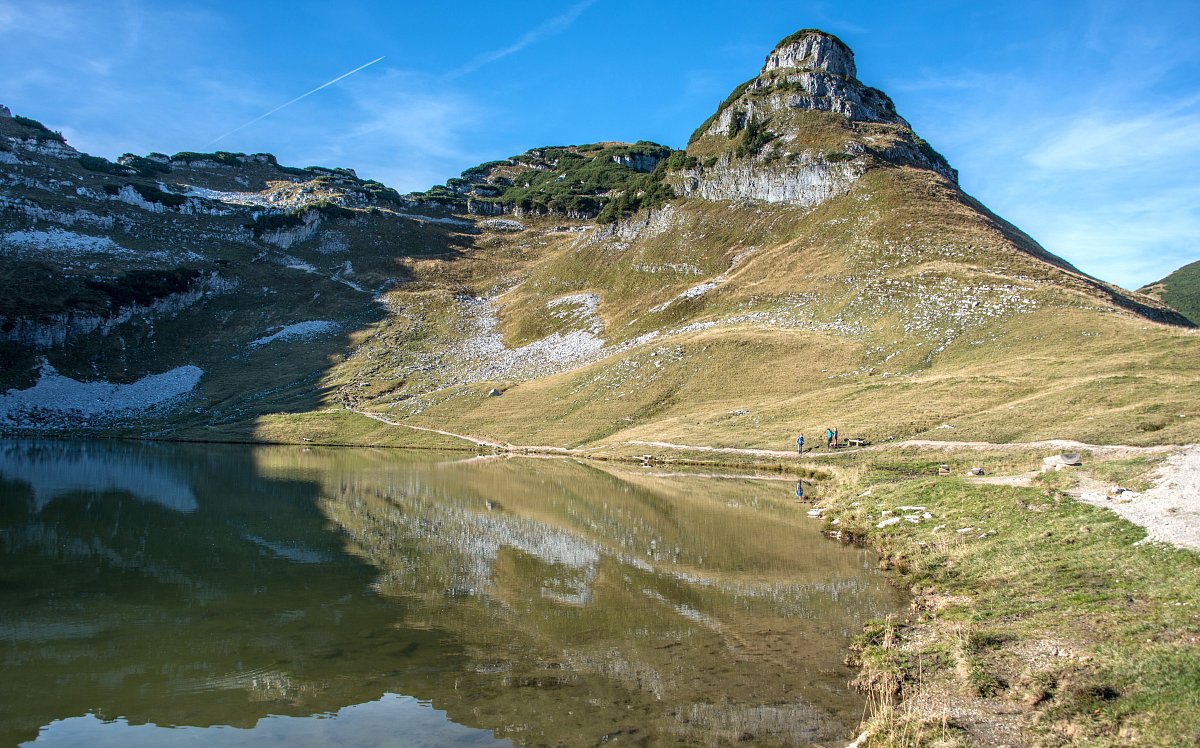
(0, 440, 905, 747)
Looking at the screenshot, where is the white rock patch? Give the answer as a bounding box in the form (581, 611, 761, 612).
(650, 281, 722, 313)
(1, 228, 131, 258)
(249, 320, 339, 348)
(479, 218, 525, 232)
(113, 185, 165, 213)
(547, 293, 602, 332)
(445, 297, 605, 384)
(649, 247, 758, 313)
(1076, 446, 1200, 551)
(184, 185, 273, 207)
(0, 363, 203, 427)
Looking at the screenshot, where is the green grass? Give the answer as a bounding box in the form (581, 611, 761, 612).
(1141, 259, 1200, 325)
(344, 163, 1200, 453)
(825, 455, 1200, 746)
(186, 409, 478, 451)
(414, 142, 682, 220)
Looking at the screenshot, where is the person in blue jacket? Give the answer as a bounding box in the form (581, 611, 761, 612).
(796, 434, 805, 454)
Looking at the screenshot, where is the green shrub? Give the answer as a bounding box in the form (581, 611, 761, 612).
(132, 183, 186, 208)
(244, 203, 354, 237)
(245, 211, 304, 236)
(170, 150, 250, 166)
(359, 180, 402, 204)
(101, 183, 187, 208)
(734, 117, 776, 158)
(770, 28, 851, 54)
(117, 154, 171, 178)
(81, 268, 201, 311)
(12, 115, 65, 142)
(78, 154, 130, 176)
(688, 77, 755, 144)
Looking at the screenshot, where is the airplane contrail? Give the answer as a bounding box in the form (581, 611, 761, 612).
(203, 56, 385, 147)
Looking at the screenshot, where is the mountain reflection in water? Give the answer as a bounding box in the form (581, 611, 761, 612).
(0, 440, 905, 747)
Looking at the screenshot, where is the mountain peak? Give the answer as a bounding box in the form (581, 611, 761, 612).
(764, 29, 856, 78)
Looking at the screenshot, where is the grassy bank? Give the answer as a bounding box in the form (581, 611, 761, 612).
(813, 450, 1200, 747)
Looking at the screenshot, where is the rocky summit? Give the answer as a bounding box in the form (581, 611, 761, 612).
(0, 29, 1197, 449)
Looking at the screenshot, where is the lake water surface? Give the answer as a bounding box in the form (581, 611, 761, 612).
(0, 440, 905, 746)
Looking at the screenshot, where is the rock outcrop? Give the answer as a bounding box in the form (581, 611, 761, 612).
(677, 155, 862, 207)
(681, 30, 956, 206)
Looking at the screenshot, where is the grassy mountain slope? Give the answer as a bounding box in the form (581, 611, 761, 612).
(310, 30, 1196, 449)
(1, 30, 1197, 450)
(1140, 259, 1200, 324)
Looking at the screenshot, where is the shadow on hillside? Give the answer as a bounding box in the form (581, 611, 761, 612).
(179, 211, 483, 441)
(0, 206, 481, 440)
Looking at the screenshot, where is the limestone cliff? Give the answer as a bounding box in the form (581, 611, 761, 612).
(678, 30, 955, 206)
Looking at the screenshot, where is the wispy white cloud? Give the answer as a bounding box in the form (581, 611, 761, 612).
(448, 0, 598, 78)
(890, 69, 1008, 93)
(809, 1, 868, 36)
(0, 1, 80, 39)
(282, 69, 487, 192)
(1026, 98, 1200, 172)
(905, 7, 1200, 289)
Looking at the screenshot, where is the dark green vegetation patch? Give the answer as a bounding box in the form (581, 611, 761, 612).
(415, 142, 692, 222)
(1142, 259, 1200, 325)
(11, 115, 65, 142)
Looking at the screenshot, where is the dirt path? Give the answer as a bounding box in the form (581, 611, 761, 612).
(628, 438, 1180, 459)
(1073, 445, 1200, 551)
(894, 439, 1179, 457)
(968, 472, 1038, 487)
(354, 410, 511, 450)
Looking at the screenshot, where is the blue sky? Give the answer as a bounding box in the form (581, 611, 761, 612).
(2, 0, 1197, 289)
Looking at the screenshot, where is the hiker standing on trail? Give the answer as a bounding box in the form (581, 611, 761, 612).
(833, 428, 839, 449)
(825, 428, 834, 448)
(796, 434, 804, 454)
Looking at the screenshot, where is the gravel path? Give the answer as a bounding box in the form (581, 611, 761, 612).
(894, 439, 1179, 457)
(1075, 445, 1200, 552)
(627, 438, 1181, 460)
(355, 409, 509, 450)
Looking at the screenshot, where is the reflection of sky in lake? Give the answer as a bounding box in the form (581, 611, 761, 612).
(0, 441, 196, 513)
(25, 694, 510, 747)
